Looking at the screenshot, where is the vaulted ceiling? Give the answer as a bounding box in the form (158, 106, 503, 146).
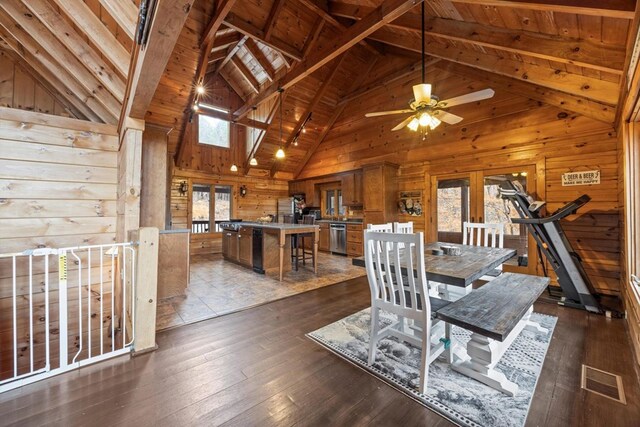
(154, 0, 636, 178)
(0, 0, 637, 178)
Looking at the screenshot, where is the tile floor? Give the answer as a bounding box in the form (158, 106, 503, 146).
(156, 252, 366, 330)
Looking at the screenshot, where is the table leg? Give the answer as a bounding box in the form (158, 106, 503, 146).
(279, 231, 285, 282)
(313, 229, 318, 274)
(451, 305, 537, 396)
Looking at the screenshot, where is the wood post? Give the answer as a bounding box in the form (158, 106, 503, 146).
(129, 227, 159, 355)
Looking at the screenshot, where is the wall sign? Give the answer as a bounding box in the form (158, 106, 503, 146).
(561, 170, 600, 186)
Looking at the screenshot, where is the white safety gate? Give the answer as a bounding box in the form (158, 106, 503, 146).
(0, 242, 136, 393)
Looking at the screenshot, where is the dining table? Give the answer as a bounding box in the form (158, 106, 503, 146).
(351, 241, 516, 293)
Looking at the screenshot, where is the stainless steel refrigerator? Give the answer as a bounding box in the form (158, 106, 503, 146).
(277, 195, 305, 223)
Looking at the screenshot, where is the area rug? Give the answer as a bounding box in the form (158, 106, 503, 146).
(307, 308, 557, 427)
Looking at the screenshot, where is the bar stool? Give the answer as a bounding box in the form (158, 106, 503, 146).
(283, 214, 302, 270)
(299, 215, 316, 267)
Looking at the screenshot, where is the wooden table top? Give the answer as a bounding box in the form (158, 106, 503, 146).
(352, 242, 516, 287)
(435, 272, 550, 341)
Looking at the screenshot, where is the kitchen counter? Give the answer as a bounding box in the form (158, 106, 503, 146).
(241, 222, 320, 231)
(316, 219, 363, 224)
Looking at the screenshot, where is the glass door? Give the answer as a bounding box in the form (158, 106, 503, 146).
(479, 167, 535, 274)
(431, 166, 537, 274)
(430, 173, 475, 244)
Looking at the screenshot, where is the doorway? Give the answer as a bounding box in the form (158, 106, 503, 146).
(430, 166, 536, 274)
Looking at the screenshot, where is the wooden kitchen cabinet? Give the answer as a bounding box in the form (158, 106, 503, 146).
(222, 230, 239, 262)
(342, 171, 363, 206)
(319, 222, 330, 251)
(346, 223, 363, 257)
(363, 162, 399, 227)
(238, 226, 253, 266)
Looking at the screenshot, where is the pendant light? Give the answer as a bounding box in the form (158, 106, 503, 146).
(275, 88, 285, 159)
(249, 106, 258, 166)
(230, 163, 238, 172)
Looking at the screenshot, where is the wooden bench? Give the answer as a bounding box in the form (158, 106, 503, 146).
(435, 272, 550, 396)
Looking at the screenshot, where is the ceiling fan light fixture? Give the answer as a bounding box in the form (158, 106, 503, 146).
(413, 83, 432, 104)
(407, 117, 420, 132)
(418, 112, 431, 127)
(429, 116, 442, 130)
(276, 147, 285, 159)
(249, 157, 258, 166)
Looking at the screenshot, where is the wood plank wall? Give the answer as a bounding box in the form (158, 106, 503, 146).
(0, 49, 76, 118)
(300, 69, 621, 296)
(170, 169, 288, 255)
(0, 107, 119, 378)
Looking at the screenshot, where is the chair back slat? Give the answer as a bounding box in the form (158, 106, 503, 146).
(367, 223, 393, 233)
(364, 231, 429, 321)
(463, 222, 505, 248)
(393, 221, 414, 233)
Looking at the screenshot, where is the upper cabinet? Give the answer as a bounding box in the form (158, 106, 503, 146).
(342, 171, 363, 206)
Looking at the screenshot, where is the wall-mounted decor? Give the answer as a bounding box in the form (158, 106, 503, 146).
(398, 191, 423, 216)
(562, 170, 601, 186)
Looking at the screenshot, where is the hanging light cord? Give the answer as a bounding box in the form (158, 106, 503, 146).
(279, 89, 283, 146)
(421, 1, 425, 84)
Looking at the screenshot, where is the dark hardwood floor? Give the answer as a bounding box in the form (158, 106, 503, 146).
(0, 277, 639, 427)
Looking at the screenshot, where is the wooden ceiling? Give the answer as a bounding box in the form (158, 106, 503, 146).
(0, 0, 637, 178)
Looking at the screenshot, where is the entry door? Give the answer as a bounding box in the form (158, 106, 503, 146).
(430, 166, 536, 274)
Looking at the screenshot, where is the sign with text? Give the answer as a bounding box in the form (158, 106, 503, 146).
(561, 170, 600, 186)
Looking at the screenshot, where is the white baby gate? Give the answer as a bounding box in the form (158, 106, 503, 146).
(0, 242, 136, 393)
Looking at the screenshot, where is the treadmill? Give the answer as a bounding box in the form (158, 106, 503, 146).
(499, 181, 602, 313)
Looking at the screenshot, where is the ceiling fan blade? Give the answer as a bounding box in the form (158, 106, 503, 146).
(391, 116, 414, 131)
(438, 88, 495, 108)
(433, 110, 463, 125)
(365, 109, 413, 118)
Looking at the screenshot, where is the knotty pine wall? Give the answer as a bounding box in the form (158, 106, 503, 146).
(300, 68, 621, 296)
(0, 49, 76, 119)
(169, 75, 289, 255)
(0, 107, 119, 378)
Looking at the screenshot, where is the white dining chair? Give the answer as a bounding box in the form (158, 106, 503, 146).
(364, 231, 452, 393)
(367, 223, 393, 233)
(393, 221, 414, 233)
(463, 222, 505, 281)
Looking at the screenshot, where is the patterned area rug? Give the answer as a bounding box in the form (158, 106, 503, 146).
(307, 308, 557, 427)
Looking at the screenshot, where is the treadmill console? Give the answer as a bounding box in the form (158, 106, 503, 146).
(528, 201, 546, 213)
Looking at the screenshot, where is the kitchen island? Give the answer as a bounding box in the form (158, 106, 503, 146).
(221, 222, 319, 281)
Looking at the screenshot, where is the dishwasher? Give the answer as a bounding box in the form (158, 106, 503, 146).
(329, 223, 347, 255)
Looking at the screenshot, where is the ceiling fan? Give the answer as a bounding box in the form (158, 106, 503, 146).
(364, 2, 495, 133)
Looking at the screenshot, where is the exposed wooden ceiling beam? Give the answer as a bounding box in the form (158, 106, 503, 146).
(208, 49, 228, 65)
(98, 0, 138, 39)
(244, 94, 289, 172)
(121, 0, 195, 122)
(211, 32, 241, 52)
(218, 66, 247, 100)
(0, 32, 98, 121)
(446, 0, 635, 19)
(52, 0, 130, 76)
(195, 109, 268, 130)
(175, 0, 239, 165)
(22, 0, 127, 101)
(224, 13, 304, 61)
(302, 18, 325, 58)
(299, 0, 383, 56)
(338, 58, 440, 105)
(369, 27, 619, 105)
(269, 54, 347, 176)
(331, 2, 625, 74)
(231, 56, 260, 94)
(0, 3, 118, 123)
(215, 36, 249, 73)
(264, 0, 286, 41)
(233, 0, 425, 119)
(437, 60, 616, 124)
(244, 39, 276, 81)
(294, 56, 379, 178)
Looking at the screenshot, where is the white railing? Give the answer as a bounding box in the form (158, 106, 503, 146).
(0, 242, 136, 393)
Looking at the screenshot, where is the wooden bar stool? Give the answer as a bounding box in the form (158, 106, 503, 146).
(298, 215, 316, 267)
